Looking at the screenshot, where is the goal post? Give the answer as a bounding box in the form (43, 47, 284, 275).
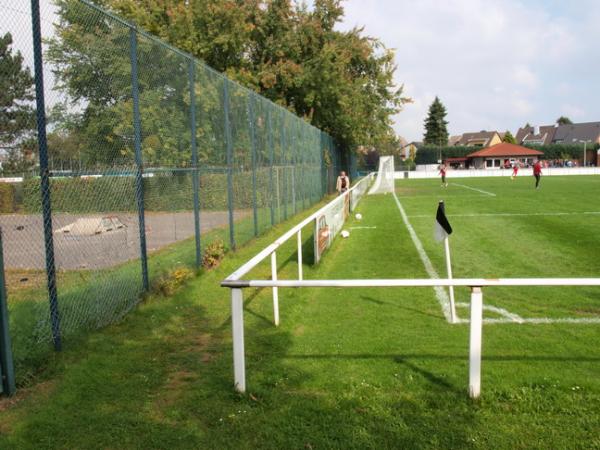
(369, 156, 395, 195)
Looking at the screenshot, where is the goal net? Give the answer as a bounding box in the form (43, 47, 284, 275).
(368, 156, 395, 194)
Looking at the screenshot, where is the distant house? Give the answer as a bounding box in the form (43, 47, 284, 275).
(452, 131, 502, 147)
(516, 122, 600, 146)
(466, 143, 543, 170)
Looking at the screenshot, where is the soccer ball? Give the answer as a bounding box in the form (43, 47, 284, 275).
(355, 213, 362, 220)
(341, 230, 350, 238)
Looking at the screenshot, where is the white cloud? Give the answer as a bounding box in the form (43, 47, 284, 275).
(339, 0, 600, 141)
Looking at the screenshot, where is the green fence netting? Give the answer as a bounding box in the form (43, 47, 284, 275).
(0, 0, 345, 386)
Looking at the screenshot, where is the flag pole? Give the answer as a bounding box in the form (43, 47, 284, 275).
(444, 236, 457, 323)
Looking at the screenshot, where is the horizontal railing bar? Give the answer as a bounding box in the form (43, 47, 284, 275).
(224, 174, 374, 281)
(221, 278, 600, 288)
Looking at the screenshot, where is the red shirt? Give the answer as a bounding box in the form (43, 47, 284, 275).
(439, 167, 446, 176)
(533, 162, 542, 175)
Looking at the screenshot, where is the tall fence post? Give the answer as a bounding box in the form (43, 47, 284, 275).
(291, 121, 296, 215)
(267, 109, 276, 226)
(188, 59, 201, 268)
(247, 93, 259, 236)
(223, 80, 236, 250)
(129, 28, 149, 291)
(281, 115, 288, 220)
(0, 228, 16, 396)
(31, 0, 61, 351)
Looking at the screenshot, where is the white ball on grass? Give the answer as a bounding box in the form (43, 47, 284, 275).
(341, 230, 350, 238)
(355, 213, 362, 220)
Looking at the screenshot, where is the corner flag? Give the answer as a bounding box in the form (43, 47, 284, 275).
(434, 201, 452, 242)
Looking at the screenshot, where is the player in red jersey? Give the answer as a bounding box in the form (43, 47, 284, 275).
(533, 160, 542, 189)
(439, 164, 448, 187)
(511, 162, 519, 180)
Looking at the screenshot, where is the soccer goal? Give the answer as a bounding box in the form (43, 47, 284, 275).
(368, 156, 395, 194)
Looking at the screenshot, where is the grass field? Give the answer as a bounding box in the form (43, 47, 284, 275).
(0, 175, 599, 449)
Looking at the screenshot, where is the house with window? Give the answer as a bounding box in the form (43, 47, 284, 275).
(452, 131, 502, 147)
(515, 121, 600, 164)
(466, 143, 543, 170)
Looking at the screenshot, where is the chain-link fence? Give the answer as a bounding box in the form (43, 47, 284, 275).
(0, 0, 346, 387)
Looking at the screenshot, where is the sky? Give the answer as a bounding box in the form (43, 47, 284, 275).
(337, 0, 600, 142)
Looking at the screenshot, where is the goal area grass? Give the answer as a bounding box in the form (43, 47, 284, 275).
(0, 176, 599, 449)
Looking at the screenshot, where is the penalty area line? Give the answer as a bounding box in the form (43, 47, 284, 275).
(391, 191, 452, 323)
(408, 211, 600, 219)
(451, 183, 496, 197)
(454, 302, 600, 324)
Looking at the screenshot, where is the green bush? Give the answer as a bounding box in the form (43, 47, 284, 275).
(523, 143, 598, 160)
(415, 146, 475, 165)
(414, 143, 599, 165)
(21, 169, 275, 214)
(0, 183, 16, 213)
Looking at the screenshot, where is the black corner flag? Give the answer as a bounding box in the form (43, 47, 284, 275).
(434, 201, 452, 242)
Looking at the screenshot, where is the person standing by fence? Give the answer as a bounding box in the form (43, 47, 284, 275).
(336, 171, 350, 195)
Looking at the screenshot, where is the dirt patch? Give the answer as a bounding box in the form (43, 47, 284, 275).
(0, 379, 57, 430)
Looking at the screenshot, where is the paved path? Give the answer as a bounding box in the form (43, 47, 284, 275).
(1, 210, 249, 270)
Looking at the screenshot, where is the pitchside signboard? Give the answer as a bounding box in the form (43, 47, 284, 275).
(313, 193, 350, 264)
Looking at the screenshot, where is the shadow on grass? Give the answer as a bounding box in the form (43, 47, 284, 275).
(359, 295, 442, 320)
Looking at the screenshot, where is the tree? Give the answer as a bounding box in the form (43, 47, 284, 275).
(556, 116, 573, 125)
(0, 32, 36, 173)
(423, 96, 449, 146)
(503, 130, 517, 144)
(58, 0, 411, 152)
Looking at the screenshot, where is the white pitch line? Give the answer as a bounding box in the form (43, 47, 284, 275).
(451, 183, 496, 197)
(391, 192, 452, 322)
(408, 211, 600, 219)
(456, 302, 523, 323)
(454, 302, 600, 324)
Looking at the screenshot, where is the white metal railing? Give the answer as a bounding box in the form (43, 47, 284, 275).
(225, 173, 374, 283)
(221, 277, 600, 398)
(221, 172, 600, 399)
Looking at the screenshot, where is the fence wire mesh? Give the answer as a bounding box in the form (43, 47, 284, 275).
(0, 0, 345, 386)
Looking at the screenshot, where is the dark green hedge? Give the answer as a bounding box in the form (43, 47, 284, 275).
(415, 146, 475, 164)
(21, 170, 275, 214)
(522, 143, 599, 160)
(414, 143, 599, 165)
(0, 183, 16, 213)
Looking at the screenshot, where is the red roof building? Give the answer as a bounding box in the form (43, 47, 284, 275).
(466, 143, 543, 169)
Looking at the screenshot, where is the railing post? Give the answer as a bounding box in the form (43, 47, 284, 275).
(247, 93, 259, 236)
(189, 59, 201, 268)
(231, 288, 246, 392)
(0, 228, 16, 396)
(31, 0, 61, 350)
(271, 252, 280, 326)
(297, 229, 303, 280)
(469, 286, 483, 399)
(223, 81, 236, 250)
(267, 109, 275, 226)
(129, 28, 150, 291)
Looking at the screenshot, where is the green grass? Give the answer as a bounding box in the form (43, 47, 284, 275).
(0, 176, 599, 449)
